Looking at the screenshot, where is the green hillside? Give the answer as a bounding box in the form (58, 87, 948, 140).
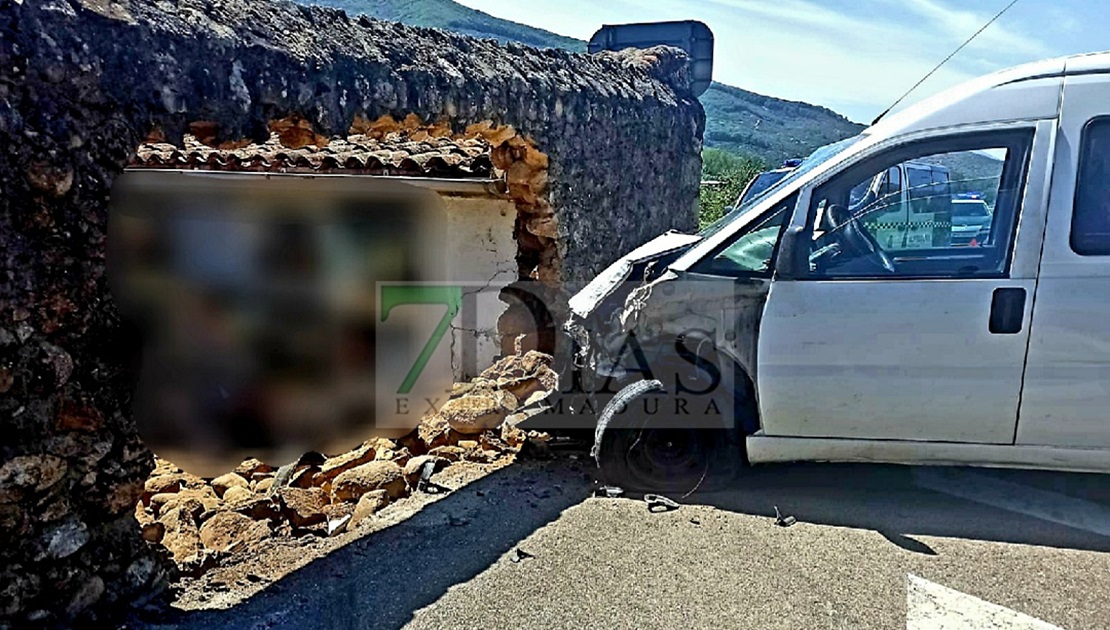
(701, 82, 863, 164)
(301, 0, 864, 164)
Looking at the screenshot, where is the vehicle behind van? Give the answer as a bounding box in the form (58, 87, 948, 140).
(738, 158, 802, 205)
(849, 160, 953, 251)
(951, 194, 993, 246)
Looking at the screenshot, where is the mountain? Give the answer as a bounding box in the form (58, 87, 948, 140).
(701, 83, 863, 165)
(301, 0, 863, 164)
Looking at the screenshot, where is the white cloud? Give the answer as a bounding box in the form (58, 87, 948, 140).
(898, 0, 1048, 57)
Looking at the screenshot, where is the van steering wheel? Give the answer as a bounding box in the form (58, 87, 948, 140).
(826, 204, 897, 273)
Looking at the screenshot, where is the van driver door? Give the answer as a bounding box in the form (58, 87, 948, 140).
(757, 125, 1052, 443)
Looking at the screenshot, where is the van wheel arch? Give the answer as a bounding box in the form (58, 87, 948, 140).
(589, 350, 758, 493)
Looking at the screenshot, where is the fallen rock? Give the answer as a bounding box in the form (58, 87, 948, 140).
(322, 503, 355, 536)
(428, 446, 466, 463)
(465, 446, 500, 464)
(253, 477, 274, 494)
(450, 381, 477, 398)
(199, 511, 270, 552)
(480, 433, 508, 452)
(153, 489, 219, 519)
(38, 495, 72, 523)
(148, 493, 183, 516)
(332, 461, 407, 502)
(439, 390, 517, 435)
(152, 458, 183, 477)
(365, 437, 399, 453)
(502, 368, 559, 405)
(134, 501, 155, 528)
(143, 474, 183, 499)
(501, 423, 526, 448)
(65, 576, 105, 619)
(481, 350, 550, 379)
(277, 487, 329, 528)
(233, 458, 274, 479)
(288, 465, 321, 489)
(222, 486, 253, 506)
(315, 442, 378, 484)
(233, 496, 282, 522)
(349, 490, 390, 528)
(416, 414, 452, 450)
(141, 521, 165, 544)
(387, 448, 411, 468)
(211, 473, 249, 498)
(480, 350, 553, 382)
(159, 507, 204, 565)
(402, 455, 448, 486)
(322, 503, 354, 521)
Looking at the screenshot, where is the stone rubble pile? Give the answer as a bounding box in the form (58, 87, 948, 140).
(135, 351, 559, 575)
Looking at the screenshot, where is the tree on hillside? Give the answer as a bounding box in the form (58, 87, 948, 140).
(699, 148, 765, 228)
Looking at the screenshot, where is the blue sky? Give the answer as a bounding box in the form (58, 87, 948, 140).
(456, 0, 1103, 123)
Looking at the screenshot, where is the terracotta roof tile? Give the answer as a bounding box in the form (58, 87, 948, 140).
(131, 132, 497, 179)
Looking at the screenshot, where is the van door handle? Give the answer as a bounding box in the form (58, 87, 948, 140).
(989, 288, 1026, 335)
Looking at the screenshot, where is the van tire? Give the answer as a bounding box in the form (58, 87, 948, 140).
(593, 379, 737, 495)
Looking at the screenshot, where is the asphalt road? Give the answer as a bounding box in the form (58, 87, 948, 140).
(159, 458, 1110, 630)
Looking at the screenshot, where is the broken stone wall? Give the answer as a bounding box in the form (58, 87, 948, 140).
(0, 0, 703, 624)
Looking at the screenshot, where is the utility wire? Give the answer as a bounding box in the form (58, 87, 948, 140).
(872, 0, 1021, 125)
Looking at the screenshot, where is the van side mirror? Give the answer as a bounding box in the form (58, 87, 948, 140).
(775, 225, 809, 280)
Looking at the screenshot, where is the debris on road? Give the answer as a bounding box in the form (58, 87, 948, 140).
(414, 458, 452, 494)
(509, 548, 535, 563)
(773, 506, 797, 528)
(645, 494, 681, 513)
(595, 485, 625, 498)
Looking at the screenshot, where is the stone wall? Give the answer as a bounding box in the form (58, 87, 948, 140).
(0, 0, 703, 624)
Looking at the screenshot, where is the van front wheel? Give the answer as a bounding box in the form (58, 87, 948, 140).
(594, 379, 733, 495)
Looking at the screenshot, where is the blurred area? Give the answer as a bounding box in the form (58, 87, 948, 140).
(109, 171, 451, 474)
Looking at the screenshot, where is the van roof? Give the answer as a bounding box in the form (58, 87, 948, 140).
(866, 52, 1110, 139)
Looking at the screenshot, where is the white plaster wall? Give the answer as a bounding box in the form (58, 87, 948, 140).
(442, 196, 518, 380)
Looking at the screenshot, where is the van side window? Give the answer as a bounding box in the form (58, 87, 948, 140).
(1071, 118, 1110, 255)
(806, 130, 1033, 279)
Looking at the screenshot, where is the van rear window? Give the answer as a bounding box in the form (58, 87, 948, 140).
(1071, 118, 1110, 255)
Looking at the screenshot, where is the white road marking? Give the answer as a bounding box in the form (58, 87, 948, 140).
(912, 467, 1110, 538)
(907, 574, 1062, 629)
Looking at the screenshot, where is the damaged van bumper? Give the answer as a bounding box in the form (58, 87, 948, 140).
(560, 230, 769, 436)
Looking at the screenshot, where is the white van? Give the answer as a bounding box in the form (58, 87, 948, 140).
(568, 52, 1110, 489)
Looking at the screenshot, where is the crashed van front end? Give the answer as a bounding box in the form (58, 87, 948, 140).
(565, 232, 702, 383)
(562, 229, 770, 437)
(559, 226, 775, 491)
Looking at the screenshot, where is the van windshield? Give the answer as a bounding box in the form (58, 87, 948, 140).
(700, 134, 865, 238)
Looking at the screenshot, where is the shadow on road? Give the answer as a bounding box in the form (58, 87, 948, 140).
(156, 460, 593, 630)
(143, 457, 1109, 628)
(691, 462, 1110, 554)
